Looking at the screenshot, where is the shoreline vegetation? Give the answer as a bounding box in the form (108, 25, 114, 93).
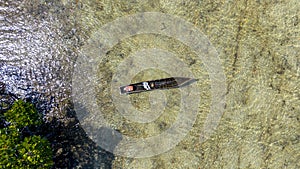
(0, 100, 53, 169)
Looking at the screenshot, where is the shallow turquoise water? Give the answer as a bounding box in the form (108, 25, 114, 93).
(1, 0, 299, 168)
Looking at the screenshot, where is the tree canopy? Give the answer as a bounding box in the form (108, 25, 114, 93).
(0, 100, 53, 169)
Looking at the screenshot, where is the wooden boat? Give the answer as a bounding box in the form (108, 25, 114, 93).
(120, 77, 197, 94)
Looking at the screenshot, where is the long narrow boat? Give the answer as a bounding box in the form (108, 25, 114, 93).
(120, 77, 197, 94)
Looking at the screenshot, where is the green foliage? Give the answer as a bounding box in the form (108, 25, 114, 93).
(16, 135, 53, 168)
(0, 126, 20, 167)
(4, 100, 42, 128)
(0, 100, 53, 169)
